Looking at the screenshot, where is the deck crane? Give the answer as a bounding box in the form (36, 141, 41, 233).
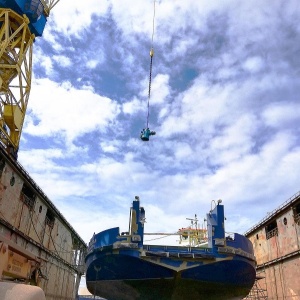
(0, 0, 60, 159)
(140, 0, 156, 142)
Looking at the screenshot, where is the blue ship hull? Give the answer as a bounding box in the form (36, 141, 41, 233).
(85, 198, 256, 299)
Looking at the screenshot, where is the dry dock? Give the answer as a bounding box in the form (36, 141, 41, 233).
(245, 191, 300, 299)
(0, 146, 87, 299)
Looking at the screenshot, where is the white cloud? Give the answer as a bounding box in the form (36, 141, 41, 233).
(262, 102, 300, 128)
(100, 141, 121, 153)
(122, 97, 143, 115)
(14, 0, 300, 273)
(242, 56, 264, 73)
(141, 74, 170, 105)
(203, 132, 299, 207)
(86, 59, 100, 69)
(109, 0, 157, 40)
(209, 114, 258, 165)
(174, 142, 193, 160)
(159, 80, 235, 138)
(53, 55, 72, 67)
(18, 148, 64, 172)
(34, 46, 53, 76)
(49, 0, 110, 37)
(24, 78, 120, 142)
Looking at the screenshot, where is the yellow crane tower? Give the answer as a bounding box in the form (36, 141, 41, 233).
(0, 0, 60, 159)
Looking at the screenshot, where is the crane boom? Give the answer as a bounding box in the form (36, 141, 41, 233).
(0, 0, 60, 158)
(40, 0, 61, 16)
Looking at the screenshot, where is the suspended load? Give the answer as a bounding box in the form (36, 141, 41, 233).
(140, 1, 156, 142)
(140, 128, 156, 141)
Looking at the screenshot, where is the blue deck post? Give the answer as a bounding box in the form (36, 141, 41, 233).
(207, 202, 225, 248)
(131, 196, 145, 247)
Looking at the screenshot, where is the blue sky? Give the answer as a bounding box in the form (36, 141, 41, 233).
(17, 0, 300, 249)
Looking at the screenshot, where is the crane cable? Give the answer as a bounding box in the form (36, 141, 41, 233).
(146, 0, 156, 129)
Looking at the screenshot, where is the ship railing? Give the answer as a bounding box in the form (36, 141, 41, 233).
(141, 249, 215, 260)
(89, 242, 139, 252)
(144, 232, 207, 247)
(0, 145, 87, 248)
(45, 215, 54, 228)
(143, 244, 213, 254)
(218, 246, 256, 261)
(266, 227, 278, 240)
(21, 194, 36, 210)
(225, 232, 235, 241)
(113, 242, 139, 249)
(245, 190, 300, 235)
(294, 212, 300, 225)
(213, 233, 235, 247)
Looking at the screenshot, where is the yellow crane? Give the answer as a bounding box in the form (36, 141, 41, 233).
(0, 0, 60, 158)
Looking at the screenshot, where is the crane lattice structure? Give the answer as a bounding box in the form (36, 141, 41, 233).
(0, 0, 60, 158)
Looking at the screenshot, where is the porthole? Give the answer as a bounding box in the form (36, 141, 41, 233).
(283, 217, 287, 225)
(10, 175, 15, 186)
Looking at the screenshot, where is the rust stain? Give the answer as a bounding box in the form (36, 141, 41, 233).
(0, 153, 87, 299)
(246, 194, 300, 299)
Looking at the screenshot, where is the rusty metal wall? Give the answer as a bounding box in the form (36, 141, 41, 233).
(250, 212, 299, 265)
(246, 198, 300, 299)
(40, 260, 78, 300)
(0, 164, 23, 228)
(260, 257, 300, 299)
(0, 152, 86, 300)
